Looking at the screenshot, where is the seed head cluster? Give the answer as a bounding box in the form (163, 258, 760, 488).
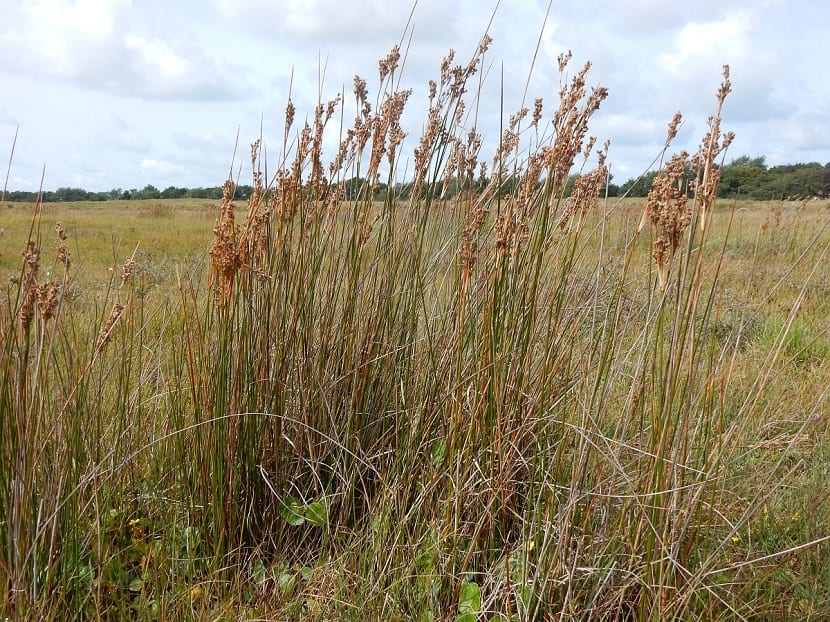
(561, 143, 609, 231)
(17, 221, 73, 332)
(647, 150, 691, 290)
(209, 179, 242, 307)
(646, 66, 733, 290)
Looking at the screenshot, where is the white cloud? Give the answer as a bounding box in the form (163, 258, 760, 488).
(125, 35, 190, 80)
(659, 17, 747, 76)
(0, 0, 247, 100)
(784, 118, 830, 153)
(141, 158, 180, 175)
(0, 110, 20, 128)
(213, 0, 456, 44)
(1, 0, 828, 191)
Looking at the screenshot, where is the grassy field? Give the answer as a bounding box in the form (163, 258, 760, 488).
(2, 50, 830, 621)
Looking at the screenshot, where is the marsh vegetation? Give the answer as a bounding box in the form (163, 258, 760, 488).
(1, 39, 829, 621)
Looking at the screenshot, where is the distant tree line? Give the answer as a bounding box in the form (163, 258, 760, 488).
(617, 157, 830, 201)
(3, 157, 828, 203)
(0, 184, 257, 203)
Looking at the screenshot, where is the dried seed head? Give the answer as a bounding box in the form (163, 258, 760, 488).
(545, 65, 607, 193)
(583, 136, 597, 160)
(557, 50, 572, 73)
(250, 139, 261, 169)
(57, 244, 70, 270)
(95, 302, 126, 353)
(440, 50, 455, 85)
(665, 112, 683, 146)
(718, 65, 732, 104)
(55, 223, 71, 270)
(509, 107, 529, 130)
(120, 259, 135, 288)
(561, 155, 609, 231)
(647, 151, 691, 290)
(36, 281, 61, 322)
(18, 286, 36, 332)
(285, 99, 296, 137)
(354, 75, 368, 106)
(325, 94, 341, 123)
(23, 240, 39, 273)
(694, 69, 733, 232)
(532, 98, 543, 128)
(379, 45, 401, 84)
(208, 179, 242, 306)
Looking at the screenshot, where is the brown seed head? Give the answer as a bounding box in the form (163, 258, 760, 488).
(36, 281, 61, 322)
(354, 75, 368, 106)
(95, 302, 126, 353)
(285, 99, 296, 137)
(120, 259, 135, 288)
(379, 45, 401, 84)
(532, 98, 543, 128)
(665, 112, 683, 146)
(647, 151, 691, 289)
(557, 50, 572, 73)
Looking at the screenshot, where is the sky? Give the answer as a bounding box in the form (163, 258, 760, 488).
(0, 0, 828, 192)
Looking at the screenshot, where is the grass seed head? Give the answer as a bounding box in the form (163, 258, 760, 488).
(378, 45, 401, 84)
(647, 151, 691, 290)
(120, 259, 135, 288)
(56, 223, 71, 271)
(208, 179, 242, 306)
(35, 281, 61, 322)
(285, 98, 296, 137)
(561, 146, 609, 231)
(95, 302, 126, 353)
(532, 98, 543, 128)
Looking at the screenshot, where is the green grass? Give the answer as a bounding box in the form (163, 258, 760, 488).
(1, 45, 829, 621)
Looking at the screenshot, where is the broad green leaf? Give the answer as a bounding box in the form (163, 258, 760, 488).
(279, 497, 305, 526)
(278, 572, 296, 595)
(430, 441, 446, 466)
(128, 577, 144, 592)
(250, 559, 267, 584)
(304, 501, 328, 527)
(458, 581, 481, 618)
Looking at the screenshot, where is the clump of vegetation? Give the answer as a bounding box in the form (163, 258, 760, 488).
(1, 25, 829, 622)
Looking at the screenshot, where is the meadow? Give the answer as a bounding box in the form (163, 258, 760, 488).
(1, 45, 830, 621)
